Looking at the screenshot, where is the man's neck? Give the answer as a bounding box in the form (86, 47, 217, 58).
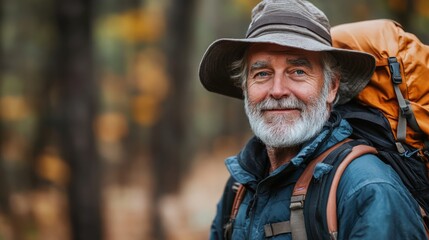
(266, 145, 301, 173)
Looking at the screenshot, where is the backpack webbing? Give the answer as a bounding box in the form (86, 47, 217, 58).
(221, 176, 242, 240)
(387, 57, 429, 153)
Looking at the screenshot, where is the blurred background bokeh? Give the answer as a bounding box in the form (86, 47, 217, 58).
(0, 0, 428, 239)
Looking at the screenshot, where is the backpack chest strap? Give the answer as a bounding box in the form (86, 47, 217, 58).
(264, 221, 292, 237)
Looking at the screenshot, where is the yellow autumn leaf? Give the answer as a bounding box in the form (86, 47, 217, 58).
(98, 6, 165, 43)
(388, 0, 407, 12)
(417, 0, 429, 17)
(132, 95, 159, 126)
(0, 95, 30, 121)
(131, 48, 169, 101)
(36, 148, 70, 186)
(94, 112, 129, 143)
(234, 0, 261, 13)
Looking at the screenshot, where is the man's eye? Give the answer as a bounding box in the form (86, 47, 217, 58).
(295, 69, 305, 75)
(255, 71, 269, 78)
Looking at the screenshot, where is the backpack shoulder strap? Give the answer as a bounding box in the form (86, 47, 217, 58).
(289, 139, 352, 240)
(221, 177, 243, 240)
(223, 179, 246, 240)
(325, 144, 377, 238)
(291, 141, 377, 240)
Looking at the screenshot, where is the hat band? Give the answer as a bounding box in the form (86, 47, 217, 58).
(246, 13, 332, 45)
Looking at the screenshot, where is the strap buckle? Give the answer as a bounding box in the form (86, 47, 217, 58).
(290, 195, 305, 210)
(264, 221, 292, 237)
(388, 57, 402, 84)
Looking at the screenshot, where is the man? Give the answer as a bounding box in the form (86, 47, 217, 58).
(199, 0, 427, 239)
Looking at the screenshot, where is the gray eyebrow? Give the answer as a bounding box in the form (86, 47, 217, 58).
(248, 56, 313, 75)
(249, 61, 269, 73)
(287, 57, 313, 69)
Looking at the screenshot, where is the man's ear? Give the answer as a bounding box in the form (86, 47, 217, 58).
(327, 76, 340, 104)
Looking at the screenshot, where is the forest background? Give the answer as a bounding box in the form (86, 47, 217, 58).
(0, 0, 428, 239)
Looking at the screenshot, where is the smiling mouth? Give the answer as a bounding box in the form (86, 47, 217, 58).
(262, 108, 300, 112)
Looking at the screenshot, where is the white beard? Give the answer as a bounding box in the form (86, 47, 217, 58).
(244, 87, 330, 148)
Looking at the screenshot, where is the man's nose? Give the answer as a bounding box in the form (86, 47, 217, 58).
(269, 74, 291, 99)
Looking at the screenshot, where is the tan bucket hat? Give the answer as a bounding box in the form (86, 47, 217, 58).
(198, 0, 375, 105)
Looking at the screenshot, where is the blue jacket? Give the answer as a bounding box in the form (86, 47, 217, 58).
(210, 116, 427, 239)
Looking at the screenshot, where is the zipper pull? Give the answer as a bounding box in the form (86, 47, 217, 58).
(246, 193, 258, 217)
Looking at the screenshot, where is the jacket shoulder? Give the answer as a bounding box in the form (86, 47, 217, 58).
(336, 154, 426, 239)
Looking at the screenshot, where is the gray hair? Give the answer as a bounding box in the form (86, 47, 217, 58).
(230, 51, 342, 104)
(230, 55, 249, 92)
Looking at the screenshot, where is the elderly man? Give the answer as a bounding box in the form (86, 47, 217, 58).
(199, 0, 427, 239)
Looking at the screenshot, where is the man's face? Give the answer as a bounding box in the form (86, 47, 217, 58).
(244, 43, 338, 148)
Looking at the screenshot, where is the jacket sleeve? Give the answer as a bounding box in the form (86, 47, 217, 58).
(336, 154, 427, 240)
(210, 198, 224, 240)
(210, 176, 237, 240)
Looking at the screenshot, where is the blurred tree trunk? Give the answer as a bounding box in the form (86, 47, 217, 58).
(0, 0, 30, 239)
(391, 0, 414, 31)
(55, 0, 102, 240)
(150, 0, 196, 238)
(0, 0, 7, 215)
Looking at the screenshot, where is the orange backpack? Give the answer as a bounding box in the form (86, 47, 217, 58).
(331, 19, 429, 158)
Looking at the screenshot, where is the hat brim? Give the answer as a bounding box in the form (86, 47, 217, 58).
(199, 31, 375, 105)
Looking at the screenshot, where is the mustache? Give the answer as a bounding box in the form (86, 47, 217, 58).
(254, 97, 306, 111)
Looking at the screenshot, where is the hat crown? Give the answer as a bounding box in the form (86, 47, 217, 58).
(248, 0, 331, 44)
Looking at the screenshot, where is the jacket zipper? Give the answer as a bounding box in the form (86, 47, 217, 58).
(246, 190, 259, 239)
